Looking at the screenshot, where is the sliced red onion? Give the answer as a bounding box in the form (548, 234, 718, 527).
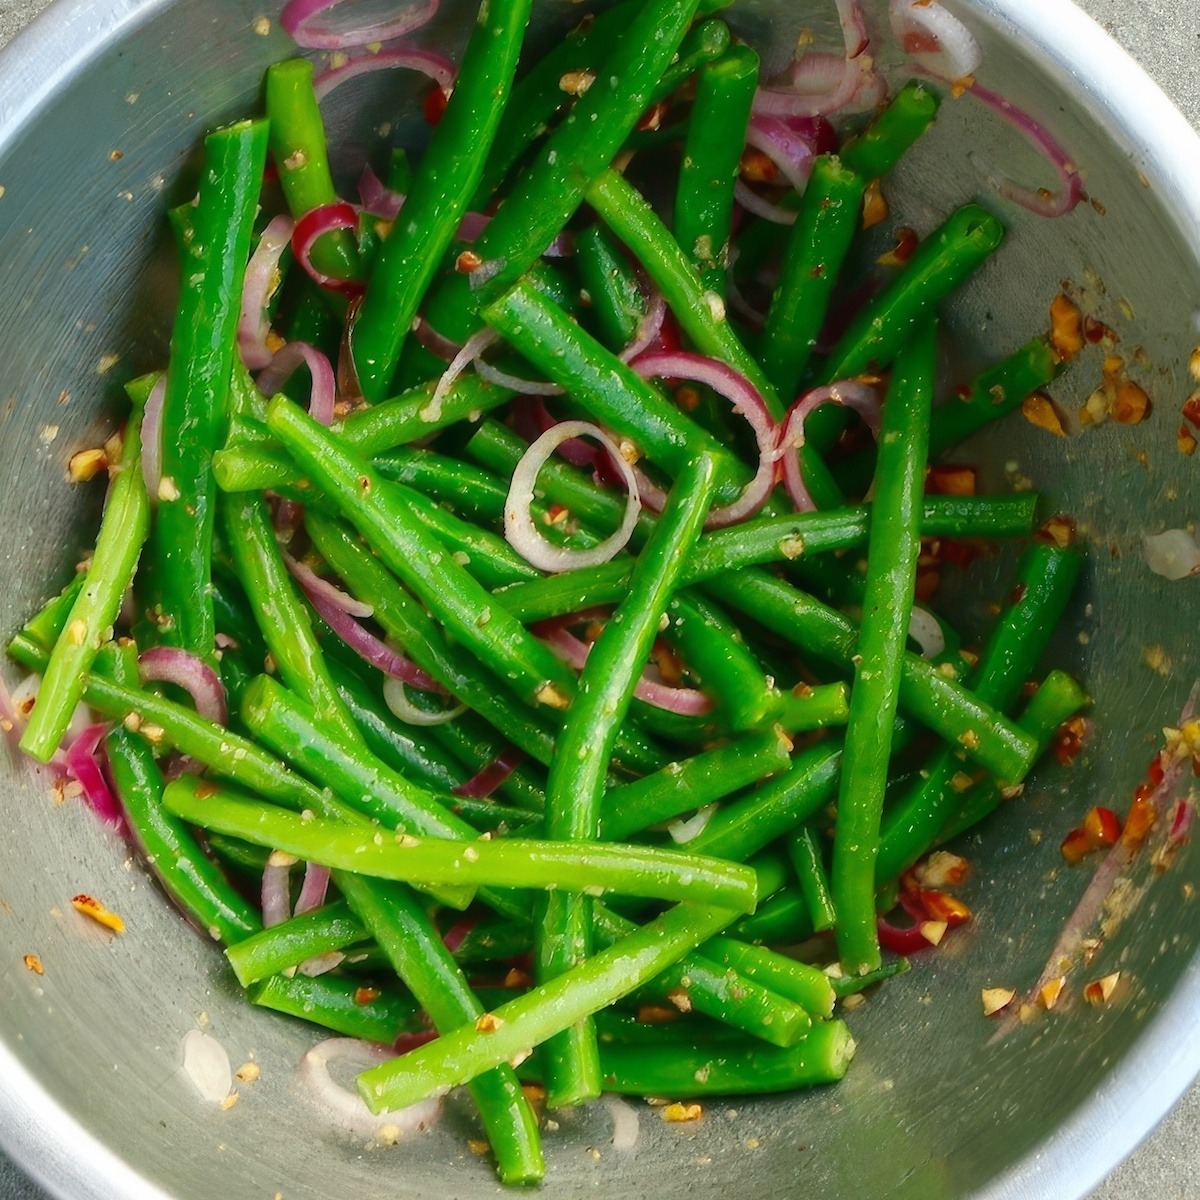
(281, 0, 439, 49)
(65, 723, 125, 830)
(474, 360, 563, 397)
(602, 1093, 640, 1152)
(734, 179, 797, 227)
(778, 380, 882, 512)
(299, 1037, 441, 1138)
(668, 803, 718, 844)
(512, 398, 598, 468)
(285, 554, 374, 619)
(889, 0, 982, 83)
(314, 46, 456, 103)
(273, 497, 306, 543)
(1143, 530, 1200, 581)
(394, 1029, 440, 1055)
(286, 555, 441, 691)
(292, 202, 365, 296)
(629, 351, 779, 529)
(358, 165, 405, 220)
(413, 317, 462, 362)
(383, 676, 464, 726)
(505, 422, 641, 573)
(261, 854, 295, 929)
(180, 1029, 233, 1104)
(142, 377, 166, 498)
(453, 749, 524, 800)
(239, 214, 296, 371)
(295, 862, 332, 916)
(256, 341, 337, 426)
(618, 287, 667, 364)
(139, 646, 228, 726)
(540, 624, 714, 716)
(457, 211, 492, 244)
(907, 606, 946, 659)
(746, 113, 821, 192)
(441, 915, 476, 954)
(963, 81, 1083, 219)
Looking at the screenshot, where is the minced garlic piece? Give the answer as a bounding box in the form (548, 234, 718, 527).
(661, 1102, 702, 1123)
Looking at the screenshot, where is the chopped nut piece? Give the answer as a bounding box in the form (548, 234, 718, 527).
(1112, 380, 1150, 425)
(666, 987, 693, 1013)
(981, 987, 1016, 1016)
(1039, 977, 1066, 1010)
(915, 851, 970, 889)
(23, 953, 44, 975)
(467, 1139, 491, 1154)
(1084, 972, 1121, 1006)
(503, 966, 532, 989)
(1022, 392, 1067, 437)
(558, 69, 595, 96)
(251, 15, 270, 34)
(267, 850, 299, 868)
(157, 475, 181, 502)
(661, 1102, 702, 1123)
(71, 893, 125, 934)
(958, 729, 980, 752)
(862, 179, 888, 229)
(221, 1090, 239, 1110)
(535, 683, 570, 710)
(1037, 515, 1076, 549)
(1178, 425, 1197, 456)
(841, 993, 865, 1010)
(66, 618, 88, 646)
(475, 1012, 504, 1033)
(235, 1062, 261, 1083)
(455, 249, 483, 274)
(918, 920, 948, 946)
(1049, 294, 1084, 360)
(68, 447, 108, 482)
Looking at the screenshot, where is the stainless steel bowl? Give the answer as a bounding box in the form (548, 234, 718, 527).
(2, 1, 1199, 1197)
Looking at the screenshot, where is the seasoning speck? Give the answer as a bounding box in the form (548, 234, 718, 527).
(661, 1102, 702, 1123)
(23, 953, 44, 975)
(234, 1061, 260, 1083)
(71, 893, 125, 934)
(252, 15, 271, 34)
(40, 424, 59, 444)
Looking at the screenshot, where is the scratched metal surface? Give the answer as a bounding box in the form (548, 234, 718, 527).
(0, 0, 1198, 1198)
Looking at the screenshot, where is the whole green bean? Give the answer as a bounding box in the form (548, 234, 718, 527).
(695, 935, 835, 1018)
(789, 826, 837, 932)
(759, 155, 866, 401)
(249, 973, 425, 1044)
(350, 0, 534, 400)
(877, 543, 1083, 880)
(537, 454, 717, 1106)
(600, 730, 790, 841)
(105, 726, 260, 944)
(145, 119, 268, 657)
(163, 777, 759, 911)
(21, 416, 150, 760)
(357, 899, 741, 1113)
(221, 493, 364, 747)
(839, 80, 940, 179)
(832, 322, 935, 975)
(266, 59, 361, 283)
(675, 45, 759, 293)
(13, 574, 85, 660)
(831, 957, 911, 998)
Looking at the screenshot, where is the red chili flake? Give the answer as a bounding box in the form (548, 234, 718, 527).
(937, 539, 983, 570)
(1059, 826, 1093, 865)
(1049, 294, 1085, 361)
(862, 179, 889, 229)
(915, 569, 941, 602)
(1182, 392, 1200, 430)
(954, 382, 973, 402)
(1009, 582, 1028, 607)
(423, 84, 450, 126)
(1122, 790, 1158, 850)
(1052, 715, 1087, 767)
(739, 147, 780, 185)
(354, 986, 381, 1006)
(925, 464, 977, 496)
(1083, 805, 1121, 847)
(1083, 315, 1117, 345)
(636, 99, 669, 132)
(456, 249, 483, 274)
(919, 891, 971, 926)
(877, 226, 918, 268)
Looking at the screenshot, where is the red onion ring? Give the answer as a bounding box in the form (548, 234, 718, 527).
(413, 317, 462, 362)
(428, 328, 500, 421)
(141, 377, 166, 498)
(358, 165, 405, 221)
(292, 202, 365, 296)
(314, 46, 456, 101)
(238, 214, 295, 371)
(256, 341, 337, 426)
(65, 723, 125, 830)
(285, 554, 375, 619)
(629, 351, 780, 529)
(511, 398, 598, 469)
(453, 749, 524, 800)
(778, 380, 881, 512)
(286, 555, 442, 691)
(539, 623, 713, 715)
(890, 0, 982, 84)
(962, 80, 1083, 219)
(295, 862, 332, 916)
(261, 855, 294, 929)
(139, 646, 229, 726)
(505, 422, 642, 572)
(282, 0, 439, 50)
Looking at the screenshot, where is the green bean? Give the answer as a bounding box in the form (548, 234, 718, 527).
(20, 416, 149, 760)
(730, 886, 813, 945)
(937, 670, 1090, 843)
(105, 725, 260, 944)
(333, 873, 544, 1185)
(12, 574, 84, 659)
(497, 495, 1039, 622)
(357, 900, 741, 1113)
(789, 826, 837, 933)
(832, 322, 935, 975)
(537, 454, 717, 1106)
(163, 777, 759, 911)
(266, 397, 576, 710)
(830, 957, 911, 998)
(350, 0, 534, 400)
(575, 225, 646, 350)
(877, 543, 1083, 879)
(144, 119, 268, 657)
(373, 448, 509, 524)
(777, 683, 852, 734)
(691, 936, 835, 1018)
(686, 742, 842, 864)
(930, 335, 1065, 457)
(221, 493, 363, 747)
(226, 901, 364, 987)
(839, 80, 940, 180)
(249, 973, 425, 1044)
(599, 730, 790, 841)
(675, 45, 759, 293)
(422, 721, 546, 816)
(306, 512, 662, 775)
(421, 0, 705, 347)
(759, 155, 866, 401)
(266, 59, 361, 283)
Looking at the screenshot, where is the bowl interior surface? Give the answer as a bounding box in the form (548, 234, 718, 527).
(1, 1, 1199, 1198)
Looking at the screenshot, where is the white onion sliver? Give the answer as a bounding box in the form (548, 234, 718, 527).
(734, 178, 798, 226)
(313, 46, 456, 101)
(180, 1029, 232, 1104)
(475, 359, 563, 396)
(1144, 529, 1200, 581)
(907, 607, 947, 659)
(505, 422, 642, 573)
(383, 676, 465, 726)
(668, 803, 718, 845)
(282, 0, 439, 50)
(428, 328, 498, 422)
(256, 341, 337, 426)
(602, 1093, 641, 1152)
(300, 1037, 441, 1139)
(889, 0, 982, 83)
(141, 377, 166, 498)
(299, 950, 346, 977)
(239, 214, 296, 371)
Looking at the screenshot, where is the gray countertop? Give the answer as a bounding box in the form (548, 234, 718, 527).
(0, 0, 1197, 1196)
